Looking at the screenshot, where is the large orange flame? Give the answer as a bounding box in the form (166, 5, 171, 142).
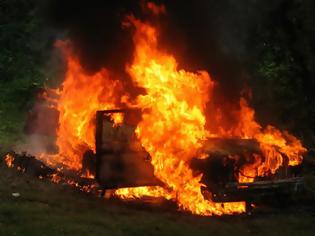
(51, 41, 123, 170)
(115, 16, 246, 216)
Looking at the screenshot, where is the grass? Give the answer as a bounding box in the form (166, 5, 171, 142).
(0, 164, 314, 236)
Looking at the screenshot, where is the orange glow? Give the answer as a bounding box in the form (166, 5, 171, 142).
(4, 154, 14, 168)
(81, 170, 95, 179)
(115, 186, 174, 200)
(146, 2, 166, 15)
(110, 112, 124, 127)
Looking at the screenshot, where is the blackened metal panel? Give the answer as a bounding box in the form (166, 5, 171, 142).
(95, 109, 160, 189)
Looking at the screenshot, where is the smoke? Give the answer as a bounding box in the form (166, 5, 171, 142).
(44, 0, 141, 73)
(38, 0, 291, 137)
(20, 89, 59, 157)
(43, 0, 284, 101)
(158, 1, 286, 95)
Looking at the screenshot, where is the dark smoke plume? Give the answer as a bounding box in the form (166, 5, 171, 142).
(45, 0, 141, 73)
(44, 0, 285, 119)
(45, 0, 274, 91)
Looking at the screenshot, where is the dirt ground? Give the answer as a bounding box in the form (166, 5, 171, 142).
(0, 164, 314, 236)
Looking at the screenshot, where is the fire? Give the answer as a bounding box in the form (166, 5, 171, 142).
(234, 99, 306, 182)
(117, 16, 246, 216)
(4, 154, 14, 168)
(113, 13, 305, 213)
(110, 112, 124, 127)
(49, 41, 123, 170)
(38, 3, 306, 217)
(115, 186, 174, 200)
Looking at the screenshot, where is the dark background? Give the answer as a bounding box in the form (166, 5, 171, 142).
(0, 0, 314, 147)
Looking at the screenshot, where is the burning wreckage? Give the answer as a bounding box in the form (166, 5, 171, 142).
(95, 109, 305, 207)
(4, 107, 306, 215)
(2, 3, 307, 216)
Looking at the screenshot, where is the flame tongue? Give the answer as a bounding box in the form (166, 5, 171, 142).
(52, 41, 123, 170)
(235, 99, 306, 183)
(125, 17, 245, 215)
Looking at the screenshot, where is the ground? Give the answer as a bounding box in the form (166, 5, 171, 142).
(0, 164, 314, 236)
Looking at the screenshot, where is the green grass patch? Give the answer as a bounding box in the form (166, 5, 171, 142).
(0, 165, 314, 236)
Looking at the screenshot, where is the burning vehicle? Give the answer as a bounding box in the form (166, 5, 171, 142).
(93, 109, 304, 211)
(4, 2, 307, 217)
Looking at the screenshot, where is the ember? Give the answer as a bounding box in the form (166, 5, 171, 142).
(4, 154, 14, 168)
(2, 152, 98, 194)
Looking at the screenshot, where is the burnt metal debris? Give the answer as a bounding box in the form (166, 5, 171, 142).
(95, 109, 305, 203)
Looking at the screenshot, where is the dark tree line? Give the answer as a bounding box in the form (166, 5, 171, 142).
(0, 0, 52, 145)
(245, 0, 315, 146)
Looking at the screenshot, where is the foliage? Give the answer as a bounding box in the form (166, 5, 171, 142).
(0, 165, 314, 236)
(246, 0, 315, 146)
(0, 0, 52, 148)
